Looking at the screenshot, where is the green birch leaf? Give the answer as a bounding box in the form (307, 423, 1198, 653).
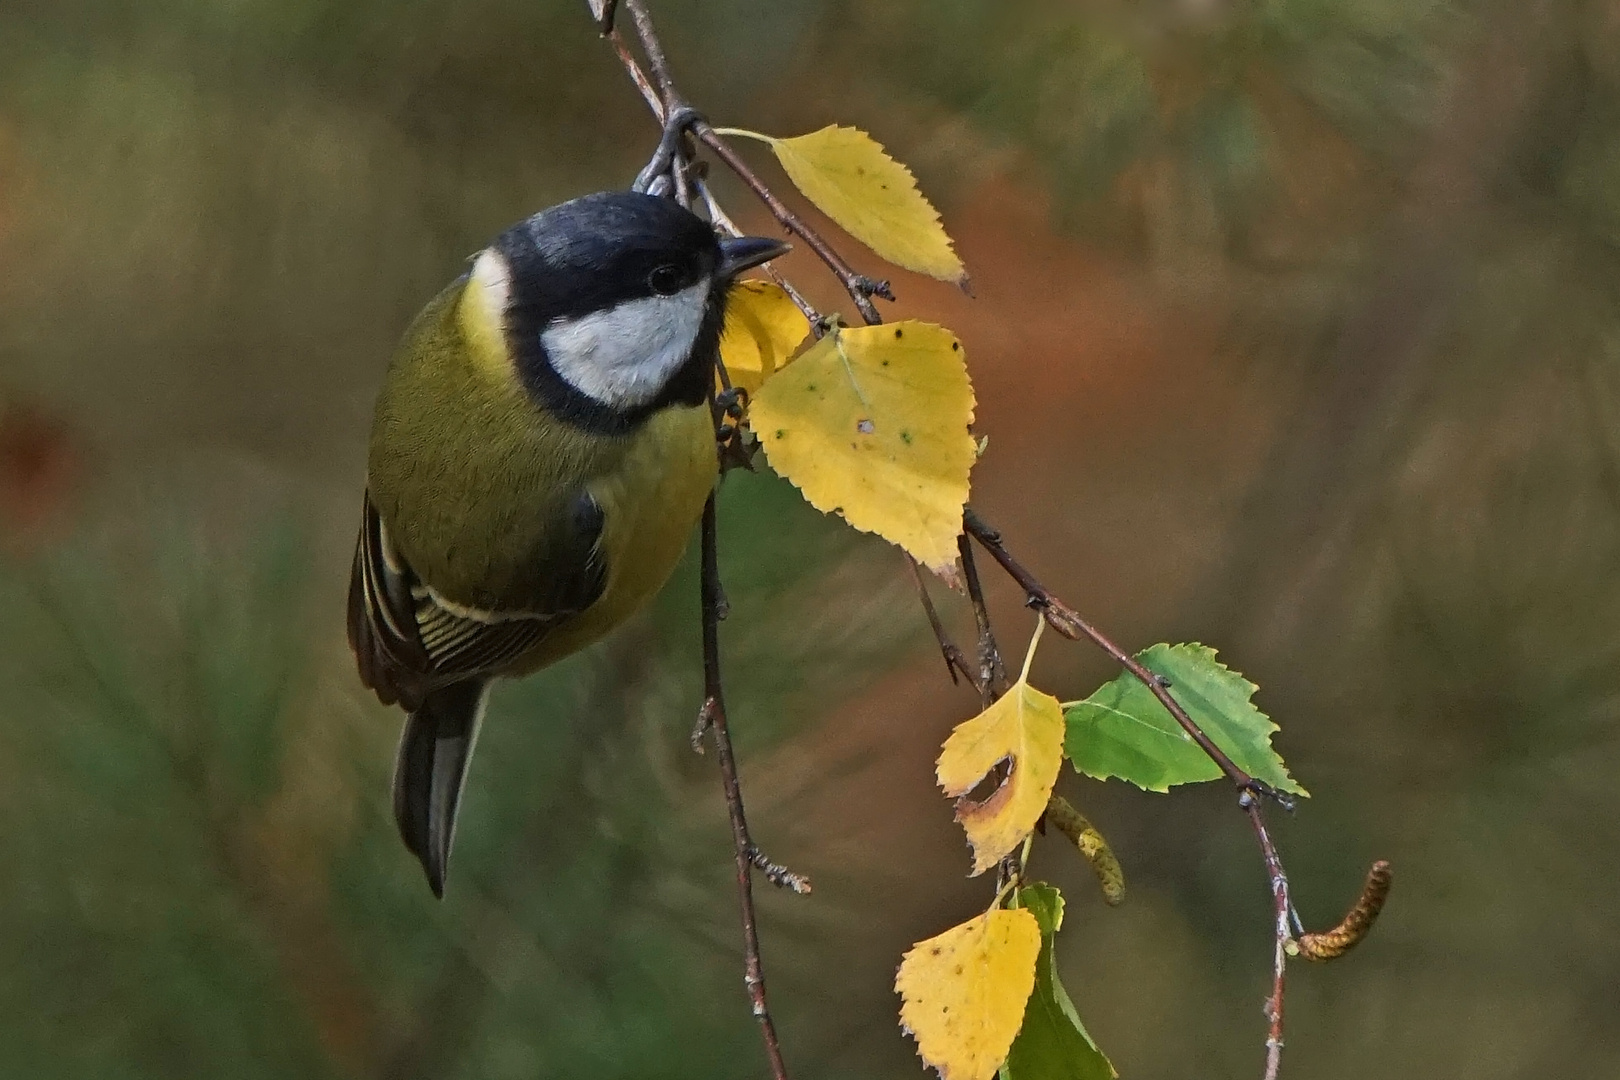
(1062, 643, 1307, 796)
(1001, 884, 1115, 1080)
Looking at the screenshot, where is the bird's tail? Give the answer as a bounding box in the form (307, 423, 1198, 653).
(392, 679, 489, 898)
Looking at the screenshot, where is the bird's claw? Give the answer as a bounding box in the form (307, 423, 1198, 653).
(715, 386, 747, 418)
(632, 106, 706, 197)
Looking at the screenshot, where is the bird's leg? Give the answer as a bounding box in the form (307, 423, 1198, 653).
(632, 105, 704, 197)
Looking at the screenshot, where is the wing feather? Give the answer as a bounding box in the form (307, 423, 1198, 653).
(346, 491, 606, 708)
(413, 592, 552, 673)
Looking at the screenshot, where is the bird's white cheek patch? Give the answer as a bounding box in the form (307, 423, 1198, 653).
(541, 280, 711, 408)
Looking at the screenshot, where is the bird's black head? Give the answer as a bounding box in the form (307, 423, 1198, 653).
(472, 191, 789, 435)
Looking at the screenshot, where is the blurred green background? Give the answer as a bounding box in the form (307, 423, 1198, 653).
(3, 0, 1618, 1077)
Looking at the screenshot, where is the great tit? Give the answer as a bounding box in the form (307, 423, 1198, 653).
(347, 190, 789, 897)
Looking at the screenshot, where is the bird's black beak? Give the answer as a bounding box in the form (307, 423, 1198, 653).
(718, 235, 792, 279)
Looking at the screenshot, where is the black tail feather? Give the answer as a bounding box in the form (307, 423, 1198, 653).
(392, 680, 489, 898)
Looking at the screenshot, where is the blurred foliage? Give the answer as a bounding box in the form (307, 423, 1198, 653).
(0, 470, 917, 1078)
(845, 0, 1468, 255)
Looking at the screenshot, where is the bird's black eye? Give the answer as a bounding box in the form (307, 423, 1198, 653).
(647, 264, 686, 296)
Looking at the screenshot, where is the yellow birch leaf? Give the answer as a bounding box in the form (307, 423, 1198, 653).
(718, 279, 811, 394)
(937, 679, 1066, 876)
(731, 125, 967, 286)
(896, 908, 1041, 1080)
(749, 321, 975, 573)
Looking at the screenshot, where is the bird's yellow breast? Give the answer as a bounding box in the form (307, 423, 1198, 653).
(367, 273, 716, 678)
(518, 402, 713, 671)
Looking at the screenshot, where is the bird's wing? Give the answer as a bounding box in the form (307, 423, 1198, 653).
(346, 492, 606, 710)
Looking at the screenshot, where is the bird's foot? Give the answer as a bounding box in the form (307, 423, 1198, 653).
(714, 386, 747, 419)
(711, 386, 754, 471)
(633, 106, 705, 197)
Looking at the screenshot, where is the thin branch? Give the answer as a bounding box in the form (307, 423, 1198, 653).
(962, 505, 1313, 1078)
(698, 493, 793, 1080)
(962, 508, 1293, 807)
(692, 131, 892, 324)
(595, 37, 811, 1080)
(956, 532, 1008, 707)
(625, 0, 683, 109)
(1243, 795, 1290, 1080)
(584, 9, 1386, 1080)
(601, 1, 892, 324)
(761, 263, 822, 326)
(606, 29, 663, 119)
(905, 555, 977, 688)
(697, 179, 823, 325)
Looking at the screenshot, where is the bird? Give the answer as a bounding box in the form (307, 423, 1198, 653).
(347, 189, 789, 896)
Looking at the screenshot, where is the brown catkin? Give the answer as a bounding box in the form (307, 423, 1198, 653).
(1044, 794, 1126, 906)
(1294, 861, 1393, 961)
